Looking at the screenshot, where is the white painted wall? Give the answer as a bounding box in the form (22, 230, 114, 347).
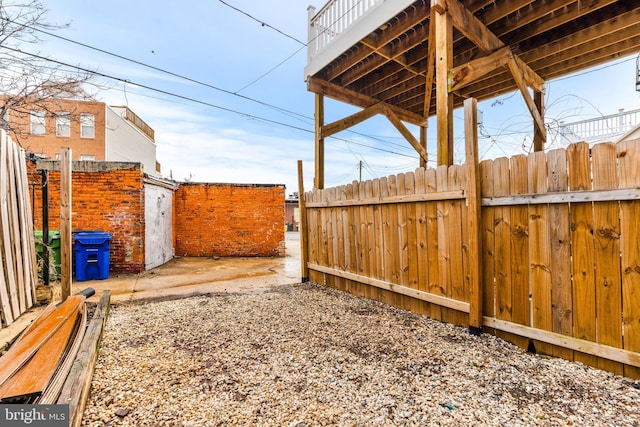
(145, 180, 175, 270)
(106, 106, 159, 176)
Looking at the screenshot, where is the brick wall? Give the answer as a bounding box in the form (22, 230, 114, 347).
(29, 160, 145, 273)
(174, 183, 285, 257)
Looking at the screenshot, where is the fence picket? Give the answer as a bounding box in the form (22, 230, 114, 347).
(480, 160, 495, 329)
(528, 151, 552, 356)
(493, 157, 512, 342)
(591, 143, 623, 375)
(509, 155, 530, 350)
(568, 142, 597, 368)
(547, 148, 573, 362)
(425, 168, 441, 321)
(617, 140, 640, 379)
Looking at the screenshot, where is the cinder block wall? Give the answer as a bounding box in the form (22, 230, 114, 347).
(29, 160, 145, 273)
(174, 183, 285, 257)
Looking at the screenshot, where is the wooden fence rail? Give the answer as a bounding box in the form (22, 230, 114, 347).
(301, 100, 640, 379)
(0, 130, 37, 328)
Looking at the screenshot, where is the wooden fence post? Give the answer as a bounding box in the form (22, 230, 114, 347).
(60, 148, 72, 302)
(464, 98, 483, 333)
(298, 160, 309, 282)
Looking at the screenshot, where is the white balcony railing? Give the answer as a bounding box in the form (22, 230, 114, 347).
(305, 0, 415, 79)
(307, 0, 381, 61)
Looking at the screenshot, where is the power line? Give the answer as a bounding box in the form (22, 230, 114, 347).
(217, 0, 306, 46)
(1, 17, 312, 123)
(1, 45, 420, 159)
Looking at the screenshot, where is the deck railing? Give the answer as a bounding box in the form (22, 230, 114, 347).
(111, 106, 155, 142)
(308, 0, 382, 62)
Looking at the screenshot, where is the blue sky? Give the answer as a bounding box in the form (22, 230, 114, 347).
(38, 0, 640, 195)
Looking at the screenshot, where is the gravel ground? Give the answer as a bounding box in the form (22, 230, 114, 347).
(83, 283, 640, 426)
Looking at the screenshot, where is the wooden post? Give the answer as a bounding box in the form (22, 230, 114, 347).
(42, 170, 50, 288)
(60, 148, 72, 302)
(434, 1, 453, 166)
(464, 98, 483, 333)
(314, 93, 325, 189)
(298, 160, 309, 282)
(533, 90, 545, 151)
(420, 126, 427, 169)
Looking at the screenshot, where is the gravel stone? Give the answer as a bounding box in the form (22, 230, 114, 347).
(83, 283, 640, 426)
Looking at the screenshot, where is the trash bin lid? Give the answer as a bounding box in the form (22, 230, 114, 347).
(74, 232, 112, 245)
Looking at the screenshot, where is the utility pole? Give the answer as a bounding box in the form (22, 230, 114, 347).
(359, 160, 363, 182)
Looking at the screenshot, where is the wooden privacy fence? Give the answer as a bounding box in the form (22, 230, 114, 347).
(300, 100, 640, 378)
(0, 129, 37, 328)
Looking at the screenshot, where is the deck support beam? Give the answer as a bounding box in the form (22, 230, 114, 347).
(433, 0, 547, 154)
(433, 0, 454, 166)
(314, 93, 325, 190)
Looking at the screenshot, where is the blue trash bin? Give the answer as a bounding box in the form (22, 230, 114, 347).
(74, 232, 112, 281)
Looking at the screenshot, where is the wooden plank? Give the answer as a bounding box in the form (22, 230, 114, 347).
(479, 160, 495, 327)
(507, 57, 547, 141)
(18, 148, 37, 305)
(425, 168, 441, 321)
(304, 189, 466, 207)
(308, 263, 471, 313)
(0, 131, 18, 323)
(493, 157, 513, 343)
(547, 148, 573, 362)
(591, 143, 623, 375)
(297, 161, 309, 281)
(0, 296, 84, 388)
(436, 165, 454, 323)
(387, 174, 401, 308)
(528, 150, 552, 356)
(365, 180, 377, 302)
(372, 178, 384, 285)
(356, 181, 368, 297)
(7, 142, 26, 314)
(482, 188, 640, 206)
(617, 140, 640, 379)
(404, 172, 419, 313)
(0, 304, 81, 402)
(58, 291, 111, 427)
(567, 142, 597, 368)
(378, 177, 394, 306)
(396, 173, 409, 290)
(484, 317, 640, 368)
(415, 168, 430, 315)
(509, 155, 531, 350)
(40, 303, 87, 404)
(325, 187, 342, 289)
(448, 165, 466, 327)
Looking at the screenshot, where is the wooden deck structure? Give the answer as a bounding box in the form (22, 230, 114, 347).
(302, 0, 640, 379)
(305, 0, 640, 185)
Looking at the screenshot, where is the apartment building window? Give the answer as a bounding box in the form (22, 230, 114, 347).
(80, 113, 95, 138)
(56, 112, 71, 137)
(30, 110, 45, 135)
